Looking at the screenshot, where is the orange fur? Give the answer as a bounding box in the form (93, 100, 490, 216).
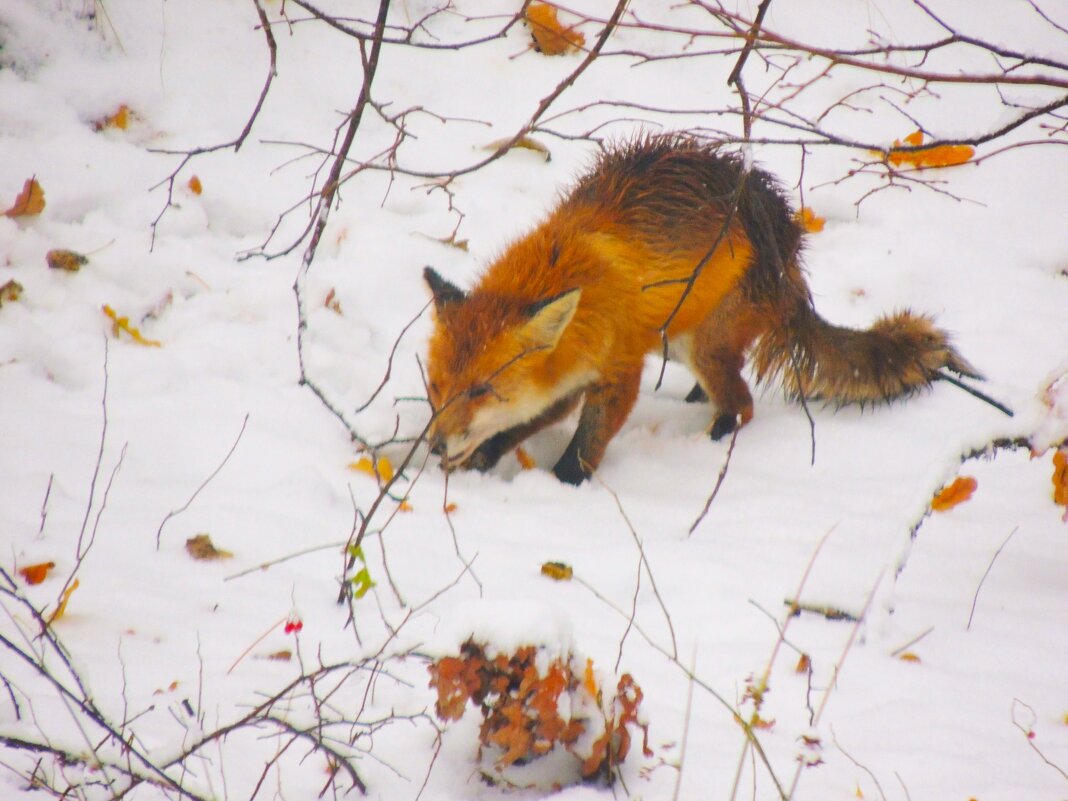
(424, 134, 979, 484)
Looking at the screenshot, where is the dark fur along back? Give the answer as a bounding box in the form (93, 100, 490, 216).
(567, 133, 980, 404)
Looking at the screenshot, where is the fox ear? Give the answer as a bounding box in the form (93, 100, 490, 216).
(519, 288, 581, 350)
(424, 266, 466, 311)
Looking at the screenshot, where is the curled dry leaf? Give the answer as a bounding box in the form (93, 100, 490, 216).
(931, 475, 977, 512)
(47, 249, 88, 272)
(102, 304, 162, 347)
(18, 561, 56, 585)
(540, 561, 573, 581)
(48, 578, 79, 623)
(795, 653, 811, 674)
(187, 175, 203, 195)
(4, 178, 46, 218)
(524, 2, 585, 55)
(185, 533, 233, 560)
(0, 280, 23, 307)
(897, 652, 922, 663)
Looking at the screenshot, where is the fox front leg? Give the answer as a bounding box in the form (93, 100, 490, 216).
(553, 368, 642, 485)
(463, 393, 582, 472)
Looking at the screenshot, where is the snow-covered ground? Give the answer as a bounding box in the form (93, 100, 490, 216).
(2, 2, 1067, 800)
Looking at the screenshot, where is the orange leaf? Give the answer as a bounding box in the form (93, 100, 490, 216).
(898, 651, 922, 663)
(102, 305, 162, 347)
(795, 653, 811, 674)
(4, 177, 46, 218)
(324, 287, 342, 314)
(582, 657, 598, 698)
(524, 2, 585, 56)
(93, 104, 131, 131)
(48, 578, 79, 623)
(883, 130, 974, 169)
(1052, 450, 1068, 508)
(398, 499, 413, 512)
(348, 455, 394, 483)
(931, 475, 977, 511)
(794, 206, 825, 233)
(18, 561, 56, 585)
(515, 446, 536, 470)
(187, 175, 203, 195)
(444, 502, 458, 513)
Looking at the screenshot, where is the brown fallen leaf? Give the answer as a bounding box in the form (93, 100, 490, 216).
(540, 561, 573, 581)
(47, 249, 88, 272)
(263, 649, 293, 661)
(19, 561, 56, 585)
(1052, 450, 1067, 509)
(4, 177, 46, 218)
(185, 533, 233, 560)
(897, 652, 922, 663)
(0, 280, 23, 307)
(795, 653, 811, 674)
(187, 175, 203, 195)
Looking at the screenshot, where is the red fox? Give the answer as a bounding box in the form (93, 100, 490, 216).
(424, 134, 979, 484)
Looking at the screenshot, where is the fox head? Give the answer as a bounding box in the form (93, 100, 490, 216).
(423, 266, 581, 467)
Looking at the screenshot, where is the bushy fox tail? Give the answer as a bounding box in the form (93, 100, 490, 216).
(751, 301, 981, 405)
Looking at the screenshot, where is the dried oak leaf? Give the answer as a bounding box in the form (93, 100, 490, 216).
(883, 130, 974, 170)
(185, 533, 233, 560)
(18, 561, 56, 585)
(0, 280, 23, 307)
(525, 2, 585, 55)
(47, 249, 88, 272)
(4, 178, 46, 218)
(931, 475, 977, 512)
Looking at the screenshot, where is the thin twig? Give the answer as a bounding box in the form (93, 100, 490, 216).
(156, 414, 250, 548)
(689, 425, 740, 535)
(966, 526, 1019, 631)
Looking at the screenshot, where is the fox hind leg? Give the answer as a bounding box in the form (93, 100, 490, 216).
(688, 289, 769, 441)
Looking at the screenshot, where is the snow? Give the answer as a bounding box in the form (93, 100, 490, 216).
(2, 1, 1068, 800)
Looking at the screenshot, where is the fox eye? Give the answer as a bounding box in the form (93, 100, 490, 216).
(467, 382, 492, 399)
